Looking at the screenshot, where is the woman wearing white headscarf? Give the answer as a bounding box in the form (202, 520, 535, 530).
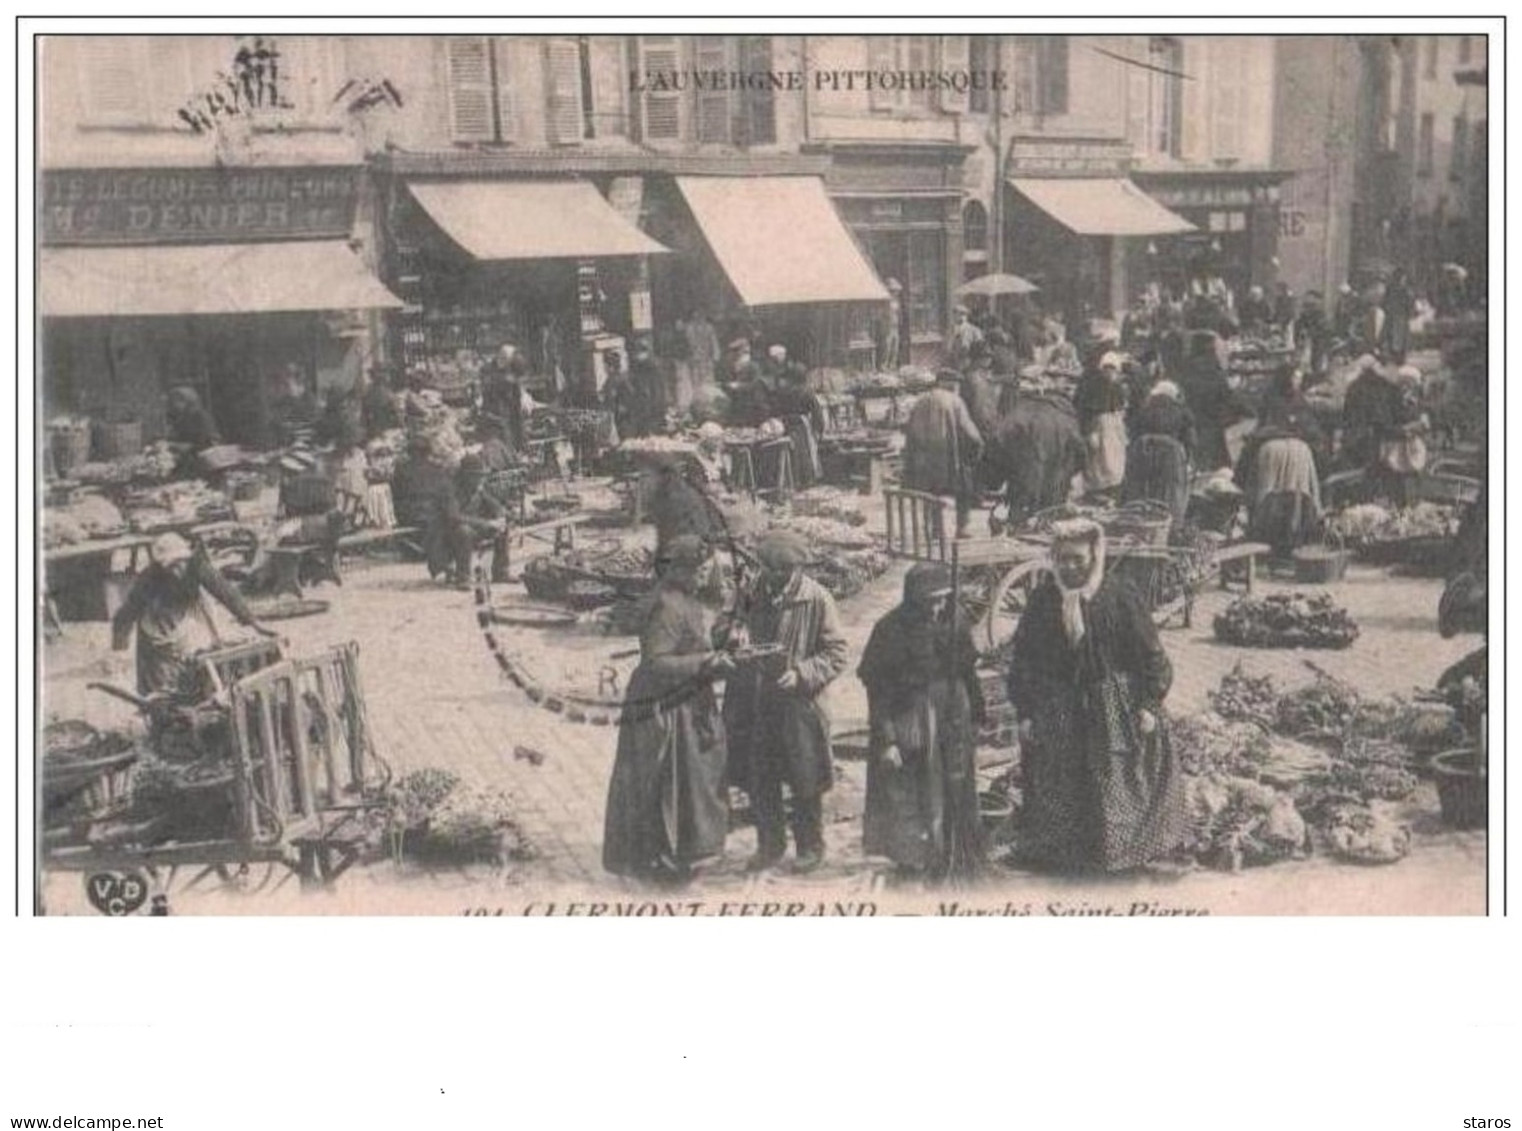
(1074, 352, 1129, 494)
(1004, 520, 1188, 872)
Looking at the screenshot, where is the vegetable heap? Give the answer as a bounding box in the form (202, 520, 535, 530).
(1213, 591, 1359, 650)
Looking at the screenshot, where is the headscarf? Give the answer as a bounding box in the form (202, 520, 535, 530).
(1149, 380, 1182, 402)
(1049, 518, 1106, 646)
(150, 531, 194, 568)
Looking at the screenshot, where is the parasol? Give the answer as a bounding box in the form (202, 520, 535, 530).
(955, 272, 1040, 298)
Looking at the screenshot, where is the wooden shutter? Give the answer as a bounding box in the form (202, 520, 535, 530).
(906, 36, 932, 109)
(694, 36, 731, 144)
(868, 37, 898, 111)
(544, 37, 584, 144)
(1212, 40, 1244, 159)
(589, 36, 627, 138)
(82, 38, 147, 125)
(739, 36, 775, 144)
(491, 39, 518, 142)
(1450, 117, 1468, 181)
(445, 37, 495, 142)
(638, 36, 682, 141)
(938, 35, 970, 112)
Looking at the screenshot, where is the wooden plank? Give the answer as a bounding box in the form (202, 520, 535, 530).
(314, 665, 342, 805)
(286, 673, 317, 820)
(255, 688, 289, 822)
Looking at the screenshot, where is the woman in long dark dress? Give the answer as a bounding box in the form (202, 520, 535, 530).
(1005, 520, 1189, 873)
(858, 563, 986, 882)
(603, 536, 734, 883)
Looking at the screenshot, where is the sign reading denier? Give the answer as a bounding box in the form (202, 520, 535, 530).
(41, 166, 361, 246)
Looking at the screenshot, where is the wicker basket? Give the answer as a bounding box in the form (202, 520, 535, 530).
(1292, 545, 1350, 584)
(94, 419, 143, 460)
(1431, 748, 1487, 830)
(50, 425, 93, 476)
(1104, 501, 1175, 548)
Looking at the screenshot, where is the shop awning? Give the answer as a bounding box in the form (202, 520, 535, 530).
(676, 176, 890, 307)
(407, 181, 668, 260)
(1008, 178, 1195, 237)
(40, 241, 404, 318)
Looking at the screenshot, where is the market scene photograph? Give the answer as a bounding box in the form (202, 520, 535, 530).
(33, 31, 1492, 915)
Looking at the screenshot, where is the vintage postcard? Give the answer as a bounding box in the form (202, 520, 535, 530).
(31, 27, 1496, 917)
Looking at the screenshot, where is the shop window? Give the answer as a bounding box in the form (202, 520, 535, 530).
(1450, 116, 1468, 183)
(1417, 113, 1434, 177)
(445, 36, 516, 143)
(1424, 35, 1439, 79)
(968, 36, 992, 113)
(1148, 37, 1183, 158)
(634, 36, 683, 141)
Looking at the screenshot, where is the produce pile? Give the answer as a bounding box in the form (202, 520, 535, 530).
(43, 494, 127, 548)
(786, 487, 869, 528)
(119, 481, 234, 532)
(1326, 501, 1460, 547)
(375, 767, 537, 867)
(764, 514, 879, 550)
(1213, 591, 1359, 650)
(804, 546, 891, 602)
(67, 443, 179, 487)
(616, 435, 699, 456)
(1178, 662, 1455, 869)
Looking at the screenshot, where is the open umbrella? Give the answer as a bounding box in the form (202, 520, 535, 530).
(955, 272, 1040, 298)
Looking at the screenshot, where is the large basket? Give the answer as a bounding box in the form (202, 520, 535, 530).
(1292, 545, 1350, 584)
(1104, 501, 1175, 547)
(1431, 748, 1487, 830)
(94, 419, 143, 460)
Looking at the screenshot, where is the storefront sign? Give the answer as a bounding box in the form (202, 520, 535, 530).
(40, 167, 361, 246)
(1279, 210, 1308, 239)
(1006, 138, 1131, 178)
(1142, 183, 1256, 209)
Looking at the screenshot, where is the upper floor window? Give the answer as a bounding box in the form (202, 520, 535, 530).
(543, 36, 628, 144)
(1417, 112, 1435, 177)
(1458, 36, 1472, 64)
(1424, 35, 1439, 79)
(1034, 36, 1069, 116)
(1211, 39, 1245, 159)
(867, 36, 935, 113)
(967, 36, 992, 114)
(1148, 37, 1183, 158)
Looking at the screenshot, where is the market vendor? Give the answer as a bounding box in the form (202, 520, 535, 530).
(993, 380, 1086, 529)
(481, 344, 530, 451)
(722, 530, 848, 874)
(766, 357, 826, 488)
(858, 562, 985, 883)
(1004, 519, 1189, 874)
(267, 363, 319, 448)
(602, 535, 734, 884)
(164, 386, 220, 479)
(423, 454, 511, 589)
(1237, 428, 1323, 559)
(111, 532, 275, 697)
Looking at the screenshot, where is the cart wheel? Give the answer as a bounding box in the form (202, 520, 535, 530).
(977, 559, 1045, 656)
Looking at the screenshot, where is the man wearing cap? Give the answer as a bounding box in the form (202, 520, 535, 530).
(903, 368, 984, 539)
(722, 530, 848, 873)
(111, 533, 274, 697)
(604, 535, 734, 883)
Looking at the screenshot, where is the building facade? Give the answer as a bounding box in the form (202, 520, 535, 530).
(38, 35, 399, 448)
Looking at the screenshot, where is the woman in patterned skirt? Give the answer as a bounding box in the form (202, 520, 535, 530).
(1004, 519, 1188, 873)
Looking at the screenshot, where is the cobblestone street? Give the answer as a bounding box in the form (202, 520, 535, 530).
(40, 521, 1488, 915)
